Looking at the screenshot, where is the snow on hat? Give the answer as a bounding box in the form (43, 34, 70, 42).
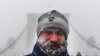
(37, 10, 69, 40)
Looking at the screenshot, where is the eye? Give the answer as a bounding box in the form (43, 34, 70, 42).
(56, 31, 64, 36)
(42, 30, 53, 35)
(45, 31, 52, 35)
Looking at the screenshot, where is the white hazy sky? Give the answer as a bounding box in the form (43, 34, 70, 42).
(0, 0, 100, 53)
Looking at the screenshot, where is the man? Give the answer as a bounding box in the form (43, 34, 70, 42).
(26, 10, 69, 56)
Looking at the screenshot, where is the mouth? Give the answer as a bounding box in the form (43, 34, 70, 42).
(49, 43, 61, 50)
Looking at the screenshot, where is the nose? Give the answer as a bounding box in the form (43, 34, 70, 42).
(49, 33, 59, 42)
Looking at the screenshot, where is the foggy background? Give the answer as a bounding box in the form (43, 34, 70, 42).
(0, 0, 100, 56)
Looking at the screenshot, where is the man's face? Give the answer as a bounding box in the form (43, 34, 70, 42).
(38, 28, 67, 55)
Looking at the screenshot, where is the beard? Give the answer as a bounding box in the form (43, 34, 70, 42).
(37, 36, 67, 56)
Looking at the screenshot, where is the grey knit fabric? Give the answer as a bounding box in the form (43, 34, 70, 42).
(37, 10, 69, 40)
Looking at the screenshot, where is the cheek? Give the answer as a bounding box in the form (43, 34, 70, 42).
(40, 34, 50, 41)
(58, 36, 65, 42)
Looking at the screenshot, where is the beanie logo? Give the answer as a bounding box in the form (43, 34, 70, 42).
(48, 17, 55, 22)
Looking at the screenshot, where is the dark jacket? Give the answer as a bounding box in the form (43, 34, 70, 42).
(25, 42, 69, 56)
